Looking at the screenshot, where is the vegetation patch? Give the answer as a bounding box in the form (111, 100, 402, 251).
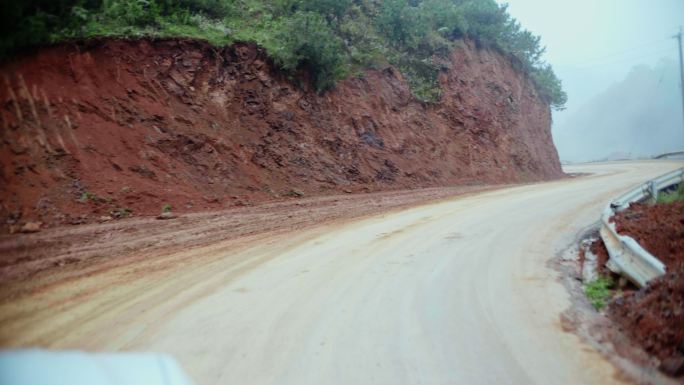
(585, 276, 615, 310)
(1, 0, 565, 106)
(657, 183, 684, 204)
(109, 207, 133, 218)
(78, 191, 99, 203)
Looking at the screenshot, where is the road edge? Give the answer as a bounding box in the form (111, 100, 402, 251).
(551, 225, 681, 385)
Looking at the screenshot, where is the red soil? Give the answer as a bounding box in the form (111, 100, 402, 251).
(608, 201, 684, 377)
(613, 202, 684, 268)
(591, 234, 611, 274)
(609, 264, 684, 376)
(0, 38, 562, 231)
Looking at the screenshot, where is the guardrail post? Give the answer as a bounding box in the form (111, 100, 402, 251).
(648, 181, 658, 203)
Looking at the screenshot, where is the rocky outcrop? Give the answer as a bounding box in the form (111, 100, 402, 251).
(0, 38, 562, 228)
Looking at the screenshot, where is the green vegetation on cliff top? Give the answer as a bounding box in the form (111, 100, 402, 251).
(0, 0, 566, 108)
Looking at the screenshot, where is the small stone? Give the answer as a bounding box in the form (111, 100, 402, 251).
(20, 222, 42, 233)
(203, 196, 220, 203)
(70, 216, 88, 225)
(286, 189, 304, 198)
(157, 212, 177, 220)
(99, 216, 113, 222)
(343, 189, 353, 194)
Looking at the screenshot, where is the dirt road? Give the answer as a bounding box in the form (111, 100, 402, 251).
(1, 161, 682, 384)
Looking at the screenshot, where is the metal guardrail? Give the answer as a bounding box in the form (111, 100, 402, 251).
(599, 167, 684, 287)
(653, 150, 684, 159)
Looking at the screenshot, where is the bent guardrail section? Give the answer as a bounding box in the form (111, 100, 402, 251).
(599, 167, 684, 287)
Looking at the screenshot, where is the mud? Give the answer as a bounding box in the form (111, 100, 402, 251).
(0, 38, 562, 232)
(578, 231, 611, 276)
(609, 264, 684, 377)
(0, 183, 496, 304)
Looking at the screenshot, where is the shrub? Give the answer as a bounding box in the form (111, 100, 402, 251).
(79, 191, 98, 202)
(102, 0, 160, 28)
(110, 207, 133, 218)
(337, 5, 385, 68)
(175, 0, 235, 19)
(265, 11, 348, 92)
(458, 0, 509, 45)
(299, 0, 353, 20)
(657, 183, 684, 204)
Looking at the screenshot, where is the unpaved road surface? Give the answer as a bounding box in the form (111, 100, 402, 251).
(1, 161, 682, 385)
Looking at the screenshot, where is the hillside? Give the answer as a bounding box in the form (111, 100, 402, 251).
(0, 37, 562, 230)
(554, 59, 683, 162)
(0, 0, 566, 230)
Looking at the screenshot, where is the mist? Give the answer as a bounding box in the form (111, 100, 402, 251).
(553, 59, 684, 162)
(500, 0, 684, 163)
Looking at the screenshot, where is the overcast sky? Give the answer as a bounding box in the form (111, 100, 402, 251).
(497, 0, 684, 158)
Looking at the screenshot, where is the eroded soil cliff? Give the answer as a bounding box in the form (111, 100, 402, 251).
(0, 38, 562, 229)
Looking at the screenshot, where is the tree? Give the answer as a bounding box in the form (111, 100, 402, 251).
(532, 64, 567, 110)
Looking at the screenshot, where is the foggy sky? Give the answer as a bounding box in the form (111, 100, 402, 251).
(498, 0, 684, 162)
(554, 59, 683, 161)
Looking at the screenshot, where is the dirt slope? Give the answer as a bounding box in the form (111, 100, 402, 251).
(608, 201, 684, 377)
(0, 38, 562, 229)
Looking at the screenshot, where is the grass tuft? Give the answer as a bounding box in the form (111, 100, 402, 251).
(657, 183, 684, 204)
(585, 276, 615, 310)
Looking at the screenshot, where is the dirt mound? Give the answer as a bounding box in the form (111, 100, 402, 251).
(613, 202, 684, 268)
(0, 38, 563, 230)
(608, 202, 684, 377)
(609, 263, 684, 376)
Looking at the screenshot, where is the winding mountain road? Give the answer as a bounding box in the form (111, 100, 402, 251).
(3, 161, 683, 385)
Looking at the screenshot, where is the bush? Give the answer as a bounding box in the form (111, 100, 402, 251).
(175, 0, 235, 19)
(299, 0, 353, 20)
(459, 0, 509, 45)
(657, 183, 684, 204)
(337, 5, 385, 68)
(265, 11, 348, 92)
(103, 0, 159, 27)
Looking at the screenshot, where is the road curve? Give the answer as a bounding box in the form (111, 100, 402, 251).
(6, 161, 684, 384)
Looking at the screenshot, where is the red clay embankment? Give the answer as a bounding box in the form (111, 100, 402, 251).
(0, 38, 562, 230)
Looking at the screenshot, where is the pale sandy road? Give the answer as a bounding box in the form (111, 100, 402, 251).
(4, 160, 684, 385)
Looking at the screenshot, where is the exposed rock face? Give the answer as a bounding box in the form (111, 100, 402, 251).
(0, 38, 562, 228)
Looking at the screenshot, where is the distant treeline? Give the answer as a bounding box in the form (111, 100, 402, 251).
(1, 0, 566, 108)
